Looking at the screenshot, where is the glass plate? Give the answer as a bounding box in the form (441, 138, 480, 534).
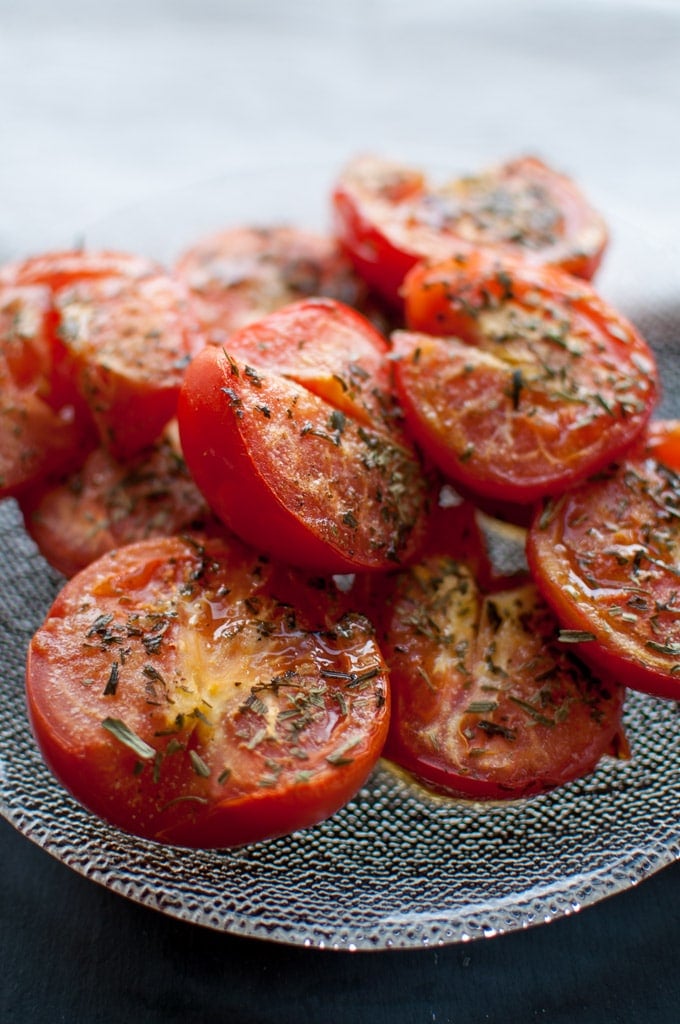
(2, 161, 680, 952)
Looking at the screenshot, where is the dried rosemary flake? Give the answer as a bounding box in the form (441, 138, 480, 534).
(102, 717, 155, 759)
(557, 629, 596, 644)
(189, 750, 211, 777)
(465, 700, 498, 714)
(326, 734, 362, 766)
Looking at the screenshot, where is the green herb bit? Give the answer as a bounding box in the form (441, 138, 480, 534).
(189, 750, 211, 778)
(557, 629, 596, 643)
(102, 717, 155, 759)
(326, 734, 362, 766)
(465, 700, 499, 714)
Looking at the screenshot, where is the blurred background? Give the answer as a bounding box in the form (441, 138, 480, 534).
(2, 0, 679, 256)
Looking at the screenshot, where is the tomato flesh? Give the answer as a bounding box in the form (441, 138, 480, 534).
(54, 274, 203, 460)
(333, 154, 608, 306)
(19, 421, 214, 577)
(174, 225, 384, 343)
(178, 344, 429, 572)
(0, 284, 96, 498)
(527, 450, 680, 701)
(26, 534, 390, 847)
(221, 297, 399, 432)
(380, 557, 625, 799)
(395, 252, 657, 506)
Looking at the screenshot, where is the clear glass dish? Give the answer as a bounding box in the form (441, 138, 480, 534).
(1, 161, 679, 951)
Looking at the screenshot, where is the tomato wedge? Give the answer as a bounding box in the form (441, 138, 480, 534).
(54, 273, 203, 460)
(527, 445, 680, 702)
(25, 533, 390, 848)
(19, 421, 214, 578)
(178, 343, 429, 572)
(220, 297, 399, 432)
(0, 284, 96, 498)
(379, 555, 625, 799)
(332, 154, 608, 306)
(174, 224, 385, 343)
(394, 251, 657, 507)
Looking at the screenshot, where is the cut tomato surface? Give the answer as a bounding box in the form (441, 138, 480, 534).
(332, 154, 608, 307)
(0, 249, 160, 292)
(0, 283, 96, 498)
(178, 344, 429, 572)
(20, 421, 215, 577)
(394, 251, 657, 506)
(54, 273, 203, 460)
(221, 297, 400, 431)
(527, 445, 680, 701)
(379, 554, 625, 799)
(174, 224, 387, 343)
(25, 533, 390, 848)
(644, 419, 680, 471)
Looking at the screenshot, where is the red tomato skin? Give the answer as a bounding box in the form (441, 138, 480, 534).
(333, 154, 608, 307)
(25, 534, 390, 848)
(19, 422, 215, 577)
(222, 297, 398, 432)
(0, 284, 96, 498)
(178, 344, 429, 574)
(644, 420, 680, 472)
(393, 252, 658, 505)
(55, 274, 203, 460)
(0, 249, 161, 291)
(0, 248, 162, 433)
(526, 455, 680, 702)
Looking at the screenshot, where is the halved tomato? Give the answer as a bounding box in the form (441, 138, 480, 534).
(380, 555, 626, 799)
(527, 445, 680, 702)
(332, 154, 608, 306)
(25, 533, 390, 848)
(174, 224, 388, 343)
(221, 297, 399, 432)
(178, 344, 429, 573)
(0, 284, 95, 498)
(19, 421, 215, 577)
(0, 248, 162, 421)
(54, 273, 203, 460)
(394, 251, 657, 507)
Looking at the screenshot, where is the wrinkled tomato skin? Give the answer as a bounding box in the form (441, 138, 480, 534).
(25, 534, 390, 848)
(527, 453, 680, 702)
(333, 154, 608, 307)
(394, 252, 657, 506)
(178, 342, 429, 574)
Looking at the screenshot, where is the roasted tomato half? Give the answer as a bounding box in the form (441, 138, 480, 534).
(527, 440, 680, 702)
(394, 251, 657, 508)
(26, 533, 390, 848)
(332, 154, 608, 306)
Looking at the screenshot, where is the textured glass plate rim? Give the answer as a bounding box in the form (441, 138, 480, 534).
(1, 157, 680, 952)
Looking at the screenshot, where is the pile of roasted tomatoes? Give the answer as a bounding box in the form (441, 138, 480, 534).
(3, 153, 678, 849)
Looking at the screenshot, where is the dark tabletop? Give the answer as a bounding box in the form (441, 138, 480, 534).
(2, 2, 680, 1020)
